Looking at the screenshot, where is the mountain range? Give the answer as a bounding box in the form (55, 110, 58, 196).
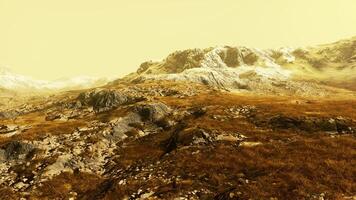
(1, 36, 355, 97)
(0, 67, 111, 95)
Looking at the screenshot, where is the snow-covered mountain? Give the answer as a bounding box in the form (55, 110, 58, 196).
(0, 68, 110, 94)
(119, 36, 356, 96)
(2, 36, 355, 96)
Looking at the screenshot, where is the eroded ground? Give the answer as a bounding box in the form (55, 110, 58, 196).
(0, 81, 355, 200)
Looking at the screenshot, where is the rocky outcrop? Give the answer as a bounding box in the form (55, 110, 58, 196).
(136, 49, 207, 75)
(77, 89, 132, 112)
(268, 115, 355, 134)
(1, 141, 34, 161)
(110, 113, 143, 141)
(134, 102, 171, 122)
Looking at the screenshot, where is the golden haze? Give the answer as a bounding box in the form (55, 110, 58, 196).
(0, 0, 356, 80)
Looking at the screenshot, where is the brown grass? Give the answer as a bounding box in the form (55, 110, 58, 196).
(89, 91, 356, 199)
(1, 82, 355, 199)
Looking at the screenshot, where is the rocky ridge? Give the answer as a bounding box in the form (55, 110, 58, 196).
(119, 37, 356, 96)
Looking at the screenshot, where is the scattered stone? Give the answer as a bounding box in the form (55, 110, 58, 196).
(0, 74, 354, 199)
(225, 105, 257, 118)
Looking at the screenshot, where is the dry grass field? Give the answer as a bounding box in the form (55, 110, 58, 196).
(0, 81, 355, 200)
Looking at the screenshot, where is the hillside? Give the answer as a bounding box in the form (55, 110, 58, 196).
(0, 80, 355, 199)
(0, 37, 355, 200)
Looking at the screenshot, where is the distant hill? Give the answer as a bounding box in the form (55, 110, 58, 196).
(0, 67, 111, 94)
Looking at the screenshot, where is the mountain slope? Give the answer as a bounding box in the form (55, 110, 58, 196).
(119, 36, 356, 95)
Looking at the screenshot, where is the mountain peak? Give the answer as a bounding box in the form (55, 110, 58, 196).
(121, 36, 356, 94)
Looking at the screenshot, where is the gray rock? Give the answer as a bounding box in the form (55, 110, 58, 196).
(111, 113, 142, 141)
(268, 115, 355, 134)
(0, 110, 19, 119)
(0, 149, 5, 162)
(45, 113, 62, 121)
(134, 102, 171, 122)
(2, 141, 34, 160)
(77, 89, 130, 112)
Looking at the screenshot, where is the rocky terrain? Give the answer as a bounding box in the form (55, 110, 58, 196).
(0, 37, 355, 199)
(0, 80, 355, 200)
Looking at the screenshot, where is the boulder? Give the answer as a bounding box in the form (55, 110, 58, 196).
(188, 107, 207, 118)
(134, 102, 171, 122)
(77, 89, 130, 112)
(45, 113, 62, 121)
(2, 141, 34, 160)
(110, 113, 142, 141)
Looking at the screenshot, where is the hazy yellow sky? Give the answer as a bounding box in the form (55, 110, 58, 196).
(1, 0, 356, 80)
